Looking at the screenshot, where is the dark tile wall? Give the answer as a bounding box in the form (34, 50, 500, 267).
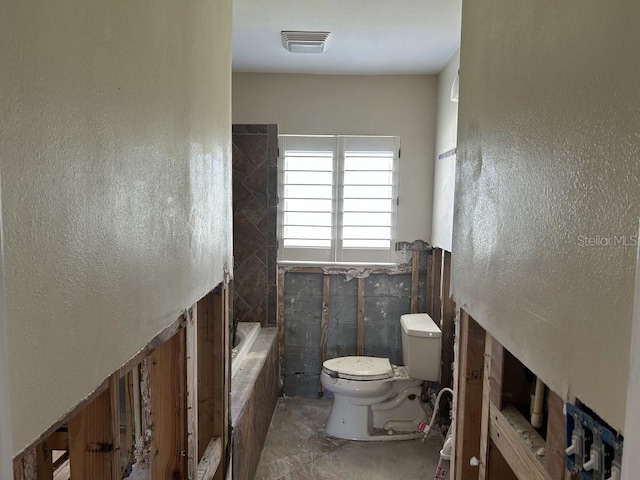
(283, 242, 431, 398)
(232, 124, 278, 327)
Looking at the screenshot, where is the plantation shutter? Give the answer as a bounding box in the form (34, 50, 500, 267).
(278, 135, 399, 265)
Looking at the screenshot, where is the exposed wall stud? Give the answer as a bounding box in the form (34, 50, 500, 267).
(489, 404, 550, 480)
(425, 250, 434, 317)
(196, 437, 222, 480)
(36, 440, 53, 479)
(108, 373, 121, 480)
(187, 305, 199, 478)
(68, 388, 114, 479)
(440, 251, 455, 389)
(277, 267, 285, 393)
(546, 391, 567, 479)
(196, 284, 230, 480)
(479, 333, 494, 480)
(149, 329, 187, 478)
(319, 275, 330, 396)
(454, 310, 485, 480)
(431, 248, 443, 325)
(410, 250, 419, 314)
(357, 277, 365, 356)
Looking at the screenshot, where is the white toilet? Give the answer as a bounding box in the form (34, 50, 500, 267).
(320, 313, 442, 441)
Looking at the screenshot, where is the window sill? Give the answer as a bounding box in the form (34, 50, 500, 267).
(277, 260, 397, 268)
(276, 260, 418, 276)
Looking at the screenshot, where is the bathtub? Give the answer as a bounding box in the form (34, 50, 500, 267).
(229, 322, 278, 480)
(231, 322, 261, 377)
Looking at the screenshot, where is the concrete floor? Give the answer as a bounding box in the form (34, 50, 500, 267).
(254, 398, 443, 480)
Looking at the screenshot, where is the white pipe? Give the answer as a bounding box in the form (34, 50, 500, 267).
(531, 377, 545, 429)
(434, 425, 454, 480)
(421, 387, 454, 438)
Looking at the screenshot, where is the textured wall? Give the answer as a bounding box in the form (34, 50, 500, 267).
(431, 50, 459, 252)
(232, 74, 438, 242)
(453, 0, 640, 430)
(0, 0, 232, 453)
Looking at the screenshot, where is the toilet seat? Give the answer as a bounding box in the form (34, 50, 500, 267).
(322, 356, 394, 381)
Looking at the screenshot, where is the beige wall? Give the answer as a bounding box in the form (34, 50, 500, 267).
(453, 0, 640, 430)
(233, 73, 438, 242)
(1, 0, 233, 454)
(431, 50, 460, 251)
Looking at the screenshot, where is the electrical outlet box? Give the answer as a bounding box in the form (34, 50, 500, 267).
(565, 402, 623, 480)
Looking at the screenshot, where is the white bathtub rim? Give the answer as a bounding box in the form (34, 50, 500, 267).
(231, 322, 261, 378)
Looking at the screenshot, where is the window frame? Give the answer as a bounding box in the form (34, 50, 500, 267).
(277, 134, 400, 266)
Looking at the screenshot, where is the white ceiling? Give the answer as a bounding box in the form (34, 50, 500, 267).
(232, 0, 462, 75)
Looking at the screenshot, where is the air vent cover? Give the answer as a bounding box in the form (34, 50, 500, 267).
(281, 31, 331, 54)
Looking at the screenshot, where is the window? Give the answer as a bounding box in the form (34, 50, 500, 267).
(278, 135, 399, 265)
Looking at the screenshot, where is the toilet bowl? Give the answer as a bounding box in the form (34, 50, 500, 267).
(321, 314, 441, 441)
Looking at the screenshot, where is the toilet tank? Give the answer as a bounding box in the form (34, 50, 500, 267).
(401, 313, 441, 382)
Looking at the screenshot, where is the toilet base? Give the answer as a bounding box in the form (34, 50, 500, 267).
(323, 377, 429, 441)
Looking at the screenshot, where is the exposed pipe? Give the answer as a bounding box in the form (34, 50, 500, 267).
(531, 377, 545, 429)
(421, 387, 453, 439)
(420, 387, 454, 480)
(434, 425, 454, 479)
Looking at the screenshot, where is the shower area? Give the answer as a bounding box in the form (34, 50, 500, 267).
(230, 124, 279, 480)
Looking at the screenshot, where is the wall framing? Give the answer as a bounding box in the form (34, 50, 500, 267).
(12, 284, 232, 480)
(454, 309, 569, 480)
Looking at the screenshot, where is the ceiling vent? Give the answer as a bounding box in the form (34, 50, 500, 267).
(281, 31, 331, 54)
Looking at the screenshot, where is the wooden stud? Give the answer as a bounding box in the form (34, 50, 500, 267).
(196, 437, 222, 480)
(487, 439, 518, 480)
(479, 333, 493, 480)
(187, 305, 199, 478)
(357, 277, 365, 356)
(197, 286, 230, 480)
(425, 249, 434, 317)
(431, 248, 443, 325)
(440, 251, 455, 389)
(489, 404, 550, 480)
(123, 371, 136, 469)
(219, 284, 230, 480)
(410, 250, 419, 314)
(13, 314, 188, 466)
(12, 458, 23, 480)
(131, 367, 142, 442)
(35, 441, 53, 480)
(47, 432, 68, 451)
(489, 339, 505, 409)
(319, 275, 330, 396)
(13, 448, 36, 480)
(197, 293, 215, 460)
(68, 388, 113, 479)
(454, 310, 485, 480)
(149, 329, 187, 479)
(277, 267, 285, 393)
(546, 390, 567, 479)
(438, 250, 456, 428)
(108, 374, 121, 480)
(138, 358, 152, 468)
